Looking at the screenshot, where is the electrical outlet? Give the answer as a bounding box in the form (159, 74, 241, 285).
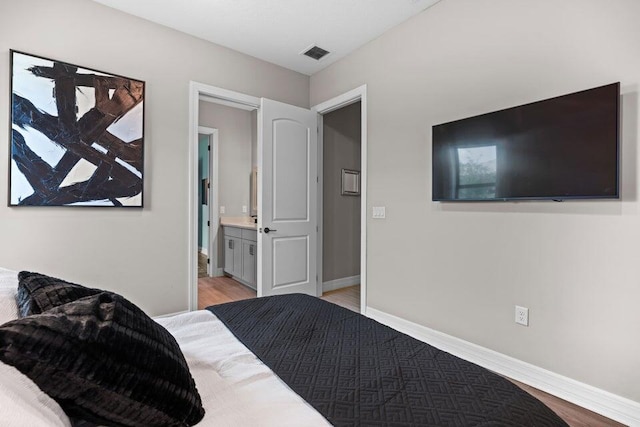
(515, 306, 529, 326)
(242, 205, 247, 213)
(372, 206, 386, 219)
(220, 206, 226, 214)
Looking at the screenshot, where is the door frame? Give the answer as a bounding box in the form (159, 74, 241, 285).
(188, 82, 260, 311)
(197, 126, 219, 277)
(312, 85, 368, 315)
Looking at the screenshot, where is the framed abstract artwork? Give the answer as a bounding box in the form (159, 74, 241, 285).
(9, 50, 145, 207)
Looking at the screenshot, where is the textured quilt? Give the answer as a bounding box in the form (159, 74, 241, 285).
(208, 294, 568, 427)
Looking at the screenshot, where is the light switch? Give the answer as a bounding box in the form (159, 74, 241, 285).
(220, 206, 226, 214)
(242, 205, 248, 213)
(372, 206, 386, 219)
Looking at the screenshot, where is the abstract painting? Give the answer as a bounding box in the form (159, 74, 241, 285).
(9, 50, 145, 207)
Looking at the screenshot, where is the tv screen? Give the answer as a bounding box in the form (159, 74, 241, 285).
(432, 83, 620, 201)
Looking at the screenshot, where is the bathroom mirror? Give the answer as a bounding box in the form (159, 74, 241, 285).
(250, 167, 258, 216)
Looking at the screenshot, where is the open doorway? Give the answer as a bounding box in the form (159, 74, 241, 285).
(196, 101, 257, 310)
(313, 85, 368, 315)
(319, 102, 362, 312)
(188, 82, 367, 313)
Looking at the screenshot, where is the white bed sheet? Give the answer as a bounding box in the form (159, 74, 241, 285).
(0, 268, 20, 325)
(156, 310, 330, 427)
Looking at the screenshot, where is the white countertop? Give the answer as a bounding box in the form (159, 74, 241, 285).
(220, 216, 257, 230)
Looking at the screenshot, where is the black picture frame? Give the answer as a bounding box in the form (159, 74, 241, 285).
(9, 50, 145, 207)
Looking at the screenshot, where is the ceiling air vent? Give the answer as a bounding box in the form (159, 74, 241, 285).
(302, 45, 330, 61)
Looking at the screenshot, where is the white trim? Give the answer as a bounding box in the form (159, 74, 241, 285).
(312, 84, 368, 315)
(199, 94, 256, 111)
(367, 306, 640, 426)
(192, 82, 260, 110)
(188, 82, 261, 311)
(209, 130, 219, 277)
(322, 275, 361, 292)
(198, 126, 218, 277)
(316, 115, 324, 297)
(198, 247, 208, 256)
(214, 267, 224, 277)
(313, 86, 366, 114)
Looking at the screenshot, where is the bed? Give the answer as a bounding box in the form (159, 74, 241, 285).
(0, 268, 568, 426)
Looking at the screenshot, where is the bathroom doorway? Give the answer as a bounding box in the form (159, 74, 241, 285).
(313, 85, 367, 314)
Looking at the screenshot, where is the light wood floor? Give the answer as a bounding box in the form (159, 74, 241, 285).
(197, 275, 256, 309)
(197, 276, 623, 427)
(197, 275, 360, 311)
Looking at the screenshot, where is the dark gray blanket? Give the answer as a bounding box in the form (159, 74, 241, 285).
(208, 294, 567, 427)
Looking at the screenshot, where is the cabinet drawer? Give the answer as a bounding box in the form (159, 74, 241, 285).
(223, 226, 242, 238)
(241, 240, 257, 288)
(242, 229, 257, 242)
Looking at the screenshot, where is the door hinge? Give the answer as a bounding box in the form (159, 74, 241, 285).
(208, 145, 210, 151)
(207, 220, 210, 226)
(316, 226, 319, 232)
(207, 258, 210, 265)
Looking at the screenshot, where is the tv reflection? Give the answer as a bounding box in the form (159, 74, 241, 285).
(455, 145, 497, 199)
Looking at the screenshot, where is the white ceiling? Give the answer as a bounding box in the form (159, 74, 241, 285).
(91, 0, 441, 75)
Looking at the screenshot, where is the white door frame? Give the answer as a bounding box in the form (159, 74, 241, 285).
(312, 85, 368, 315)
(188, 82, 260, 311)
(197, 126, 219, 277)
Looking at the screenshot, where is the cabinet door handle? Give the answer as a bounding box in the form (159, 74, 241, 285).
(228, 240, 233, 249)
(249, 245, 254, 256)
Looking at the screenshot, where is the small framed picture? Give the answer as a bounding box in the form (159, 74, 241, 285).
(341, 169, 360, 196)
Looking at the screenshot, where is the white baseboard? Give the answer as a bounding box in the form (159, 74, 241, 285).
(323, 275, 360, 293)
(366, 306, 640, 426)
(214, 267, 224, 277)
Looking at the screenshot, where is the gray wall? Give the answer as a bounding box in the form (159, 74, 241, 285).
(199, 102, 253, 218)
(251, 110, 258, 169)
(199, 101, 253, 268)
(323, 102, 361, 282)
(0, 0, 309, 316)
(311, 0, 640, 402)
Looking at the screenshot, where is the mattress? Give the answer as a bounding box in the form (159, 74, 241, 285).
(155, 310, 330, 426)
(0, 267, 328, 426)
(0, 267, 566, 426)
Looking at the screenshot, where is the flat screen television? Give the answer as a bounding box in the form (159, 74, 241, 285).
(432, 83, 620, 201)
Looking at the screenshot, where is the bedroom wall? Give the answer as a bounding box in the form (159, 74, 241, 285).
(311, 0, 640, 403)
(0, 0, 309, 316)
(323, 102, 361, 283)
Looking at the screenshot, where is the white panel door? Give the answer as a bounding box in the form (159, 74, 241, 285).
(258, 98, 318, 297)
